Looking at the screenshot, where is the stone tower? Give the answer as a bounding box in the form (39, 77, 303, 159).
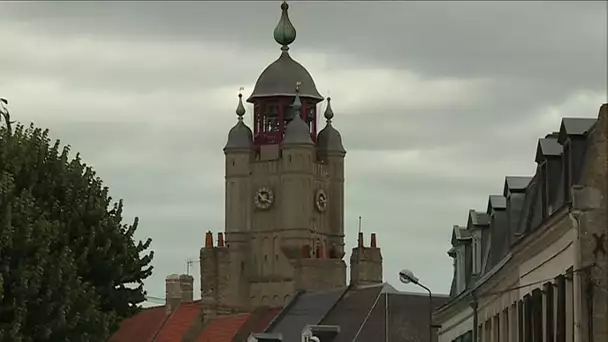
(200, 1, 353, 319)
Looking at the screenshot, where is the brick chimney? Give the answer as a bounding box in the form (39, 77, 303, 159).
(165, 273, 194, 315)
(349, 232, 383, 286)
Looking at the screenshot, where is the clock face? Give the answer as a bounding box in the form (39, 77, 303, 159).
(315, 189, 328, 212)
(254, 186, 274, 210)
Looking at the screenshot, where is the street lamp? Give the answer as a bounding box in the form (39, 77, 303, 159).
(399, 269, 434, 342)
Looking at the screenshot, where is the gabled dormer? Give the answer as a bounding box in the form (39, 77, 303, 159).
(449, 225, 472, 296)
(483, 195, 507, 273)
(466, 210, 489, 277)
(535, 134, 562, 217)
(502, 176, 531, 249)
(557, 118, 596, 203)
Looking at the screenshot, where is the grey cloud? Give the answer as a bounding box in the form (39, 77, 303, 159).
(3, 2, 605, 90)
(0, 1, 605, 298)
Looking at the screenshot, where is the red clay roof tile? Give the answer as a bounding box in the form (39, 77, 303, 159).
(156, 301, 202, 342)
(197, 314, 252, 342)
(109, 305, 168, 342)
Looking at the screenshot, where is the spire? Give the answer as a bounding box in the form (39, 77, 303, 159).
(236, 87, 246, 120)
(224, 89, 253, 151)
(292, 81, 302, 114)
(283, 81, 313, 146)
(317, 97, 346, 154)
(274, 1, 297, 52)
(324, 97, 334, 122)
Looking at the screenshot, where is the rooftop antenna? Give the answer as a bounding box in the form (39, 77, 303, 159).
(353, 216, 363, 286)
(185, 258, 199, 275)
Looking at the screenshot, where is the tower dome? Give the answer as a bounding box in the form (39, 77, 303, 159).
(247, 1, 322, 103)
(247, 53, 322, 102)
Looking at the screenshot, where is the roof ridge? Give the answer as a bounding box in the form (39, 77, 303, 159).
(150, 306, 174, 342)
(317, 284, 352, 325)
(352, 286, 384, 342)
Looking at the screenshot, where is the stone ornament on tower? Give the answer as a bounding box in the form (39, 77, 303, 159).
(324, 97, 334, 123)
(283, 81, 313, 145)
(274, 1, 296, 51)
(223, 88, 253, 151)
(236, 87, 246, 120)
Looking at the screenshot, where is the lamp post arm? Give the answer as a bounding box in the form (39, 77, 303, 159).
(416, 282, 434, 342)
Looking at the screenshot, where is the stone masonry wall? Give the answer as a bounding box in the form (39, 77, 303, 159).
(579, 103, 608, 342)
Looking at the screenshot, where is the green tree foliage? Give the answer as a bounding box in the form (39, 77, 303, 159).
(0, 116, 154, 341)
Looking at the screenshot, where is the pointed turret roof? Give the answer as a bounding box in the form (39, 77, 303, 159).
(317, 97, 346, 153)
(283, 83, 313, 146)
(224, 92, 253, 151)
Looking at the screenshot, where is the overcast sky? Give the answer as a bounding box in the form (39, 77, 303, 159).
(1, 1, 606, 302)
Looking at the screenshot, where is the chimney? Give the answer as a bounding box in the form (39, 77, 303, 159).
(370, 233, 377, 248)
(179, 274, 194, 302)
(205, 231, 213, 248)
(165, 274, 194, 315)
(358, 232, 364, 247)
(218, 232, 225, 247)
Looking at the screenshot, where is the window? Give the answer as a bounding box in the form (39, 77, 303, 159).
(503, 308, 509, 342)
(493, 314, 500, 342)
(563, 141, 572, 202)
(555, 275, 566, 342)
(472, 234, 482, 274)
(456, 247, 466, 293)
(532, 289, 543, 342)
(524, 294, 533, 342)
(543, 282, 555, 342)
(463, 331, 473, 342)
(539, 161, 549, 218)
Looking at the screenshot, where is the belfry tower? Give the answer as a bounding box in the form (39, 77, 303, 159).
(200, 1, 361, 319)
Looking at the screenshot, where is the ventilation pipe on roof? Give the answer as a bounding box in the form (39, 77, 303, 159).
(302, 335, 320, 342)
(302, 328, 320, 342)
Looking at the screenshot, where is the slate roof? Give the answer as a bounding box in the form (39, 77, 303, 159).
(487, 195, 507, 211)
(561, 117, 596, 135)
(267, 288, 346, 342)
(535, 137, 562, 162)
(316, 284, 448, 342)
(385, 292, 448, 342)
(469, 210, 490, 227)
(503, 176, 532, 196)
(440, 106, 603, 307)
(319, 284, 384, 342)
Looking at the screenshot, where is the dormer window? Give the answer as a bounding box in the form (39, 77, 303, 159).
(472, 233, 482, 275)
(455, 246, 466, 293)
(563, 139, 572, 202)
(539, 161, 549, 218)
